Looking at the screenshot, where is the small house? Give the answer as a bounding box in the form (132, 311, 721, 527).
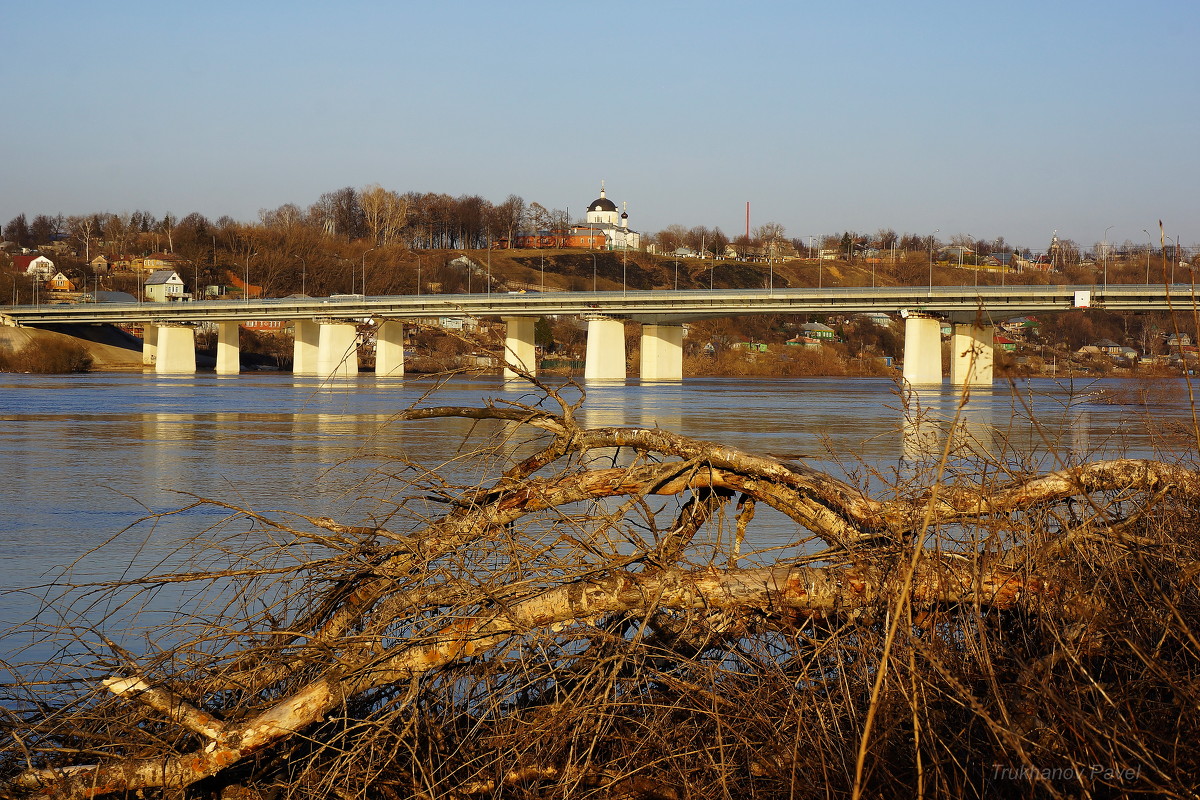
(12, 254, 55, 278)
(47, 272, 75, 292)
(799, 322, 836, 340)
(144, 269, 186, 302)
(860, 312, 893, 328)
(993, 334, 1018, 352)
(141, 253, 188, 274)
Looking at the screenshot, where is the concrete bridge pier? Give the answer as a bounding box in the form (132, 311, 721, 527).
(292, 320, 320, 375)
(154, 324, 196, 374)
(215, 321, 240, 375)
(949, 322, 994, 386)
(584, 317, 627, 381)
(503, 316, 537, 380)
(142, 323, 158, 367)
(901, 312, 943, 385)
(316, 321, 360, 378)
(640, 324, 684, 382)
(375, 320, 405, 377)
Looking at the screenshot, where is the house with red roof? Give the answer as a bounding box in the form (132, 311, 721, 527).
(11, 254, 55, 278)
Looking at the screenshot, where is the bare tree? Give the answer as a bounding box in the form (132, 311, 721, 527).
(490, 194, 525, 246)
(655, 224, 689, 253)
(754, 221, 786, 259)
(66, 215, 99, 263)
(360, 184, 410, 246)
(258, 203, 304, 231)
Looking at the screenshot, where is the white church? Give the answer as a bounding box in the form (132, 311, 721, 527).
(513, 182, 643, 250)
(580, 182, 641, 251)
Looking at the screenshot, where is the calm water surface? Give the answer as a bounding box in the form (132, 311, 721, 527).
(0, 372, 1193, 661)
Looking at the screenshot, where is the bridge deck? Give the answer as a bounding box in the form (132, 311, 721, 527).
(1, 285, 1192, 326)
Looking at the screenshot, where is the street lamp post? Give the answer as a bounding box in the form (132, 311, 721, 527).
(622, 241, 627, 297)
(416, 255, 422, 296)
(243, 252, 257, 302)
(1103, 225, 1114, 288)
(1143, 229, 1152, 284)
(672, 260, 679, 290)
(591, 253, 597, 292)
(293, 254, 307, 296)
(928, 229, 939, 294)
(361, 247, 375, 296)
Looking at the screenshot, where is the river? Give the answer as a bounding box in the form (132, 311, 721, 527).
(0, 372, 1195, 664)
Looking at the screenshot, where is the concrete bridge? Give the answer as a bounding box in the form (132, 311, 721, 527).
(1, 285, 1189, 384)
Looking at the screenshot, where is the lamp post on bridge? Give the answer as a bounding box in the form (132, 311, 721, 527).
(293, 254, 307, 296)
(244, 251, 256, 303)
(809, 236, 822, 289)
(416, 255, 422, 296)
(361, 247, 375, 296)
(591, 253, 597, 292)
(622, 241, 627, 297)
(1143, 229, 1152, 284)
(928, 229, 939, 295)
(672, 260, 679, 290)
(1103, 225, 1114, 289)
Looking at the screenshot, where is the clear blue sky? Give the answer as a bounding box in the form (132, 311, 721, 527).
(4, 0, 1197, 253)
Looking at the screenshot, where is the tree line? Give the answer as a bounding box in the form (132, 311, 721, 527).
(5, 184, 1190, 296)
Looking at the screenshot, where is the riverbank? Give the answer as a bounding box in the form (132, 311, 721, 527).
(0, 325, 140, 371)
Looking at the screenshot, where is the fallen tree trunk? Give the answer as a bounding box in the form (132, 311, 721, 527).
(4, 384, 1200, 800)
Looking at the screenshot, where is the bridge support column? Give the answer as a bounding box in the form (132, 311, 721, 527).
(502, 316, 536, 380)
(215, 321, 240, 375)
(154, 324, 196, 374)
(317, 322, 359, 378)
(902, 313, 943, 385)
(585, 317, 626, 381)
(950, 323, 993, 386)
(640, 324, 684, 382)
(293, 319, 319, 375)
(375, 320, 405, 377)
(142, 323, 158, 367)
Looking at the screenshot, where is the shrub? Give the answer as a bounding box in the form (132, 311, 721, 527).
(0, 336, 93, 373)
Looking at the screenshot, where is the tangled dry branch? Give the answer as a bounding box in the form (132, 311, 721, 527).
(3, 382, 1200, 799)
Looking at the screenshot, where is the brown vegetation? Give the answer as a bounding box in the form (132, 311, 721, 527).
(0, 334, 92, 373)
(3, 378, 1200, 799)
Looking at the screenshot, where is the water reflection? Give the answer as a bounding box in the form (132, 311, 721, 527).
(0, 372, 1193, 663)
(897, 379, 1171, 474)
